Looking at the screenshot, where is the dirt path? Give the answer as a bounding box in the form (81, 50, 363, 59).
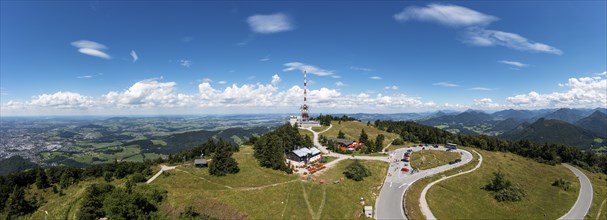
(146, 165, 176, 184)
(595, 198, 607, 220)
(300, 182, 316, 219)
(315, 187, 327, 220)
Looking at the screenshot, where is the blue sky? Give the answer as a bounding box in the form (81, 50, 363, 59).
(1, 1, 605, 115)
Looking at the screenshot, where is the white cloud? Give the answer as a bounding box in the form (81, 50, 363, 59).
(71, 40, 111, 59)
(370, 76, 382, 80)
(433, 82, 459, 87)
(2, 75, 442, 115)
(505, 74, 607, 108)
(76, 73, 103, 79)
(180, 60, 192, 67)
(260, 56, 270, 62)
(595, 71, 607, 76)
(247, 13, 293, 34)
(218, 81, 227, 85)
(202, 78, 213, 83)
(331, 75, 341, 79)
(384, 85, 399, 90)
(271, 74, 281, 85)
(464, 28, 562, 55)
(498, 60, 527, 68)
(130, 50, 138, 62)
(473, 98, 500, 109)
(283, 62, 335, 76)
(394, 4, 498, 27)
(335, 81, 347, 87)
(350, 66, 373, 72)
(469, 87, 495, 91)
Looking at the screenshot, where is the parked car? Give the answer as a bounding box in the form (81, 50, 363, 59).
(401, 158, 409, 162)
(401, 167, 410, 172)
(433, 145, 439, 148)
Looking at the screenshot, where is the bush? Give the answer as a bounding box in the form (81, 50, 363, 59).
(494, 185, 527, 202)
(552, 178, 571, 191)
(483, 171, 526, 202)
(130, 173, 147, 183)
(392, 138, 405, 145)
(343, 160, 371, 181)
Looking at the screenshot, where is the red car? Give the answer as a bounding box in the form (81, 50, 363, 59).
(401, 167, 410, 172)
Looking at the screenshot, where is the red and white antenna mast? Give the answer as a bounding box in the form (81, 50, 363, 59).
(300, 71, 309, 122)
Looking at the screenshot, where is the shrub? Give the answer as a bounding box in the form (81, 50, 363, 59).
(343, 160, 371, 181)
(494, 184, 527, 202)
(483, 171, 526, 202)
(552, 178, 571, 191)
(130, 173, 147, 183)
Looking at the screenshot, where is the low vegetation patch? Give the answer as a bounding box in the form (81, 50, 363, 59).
(342, 160, 371, 181)
(483, 171, 526, 202)
(552, 178, 572, 191)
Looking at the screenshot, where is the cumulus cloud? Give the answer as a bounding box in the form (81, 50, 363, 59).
(595, 71, 607, 76)
(247, 13, 293, 34)
(218, 81, 227, 85)
(2, 74, 441, 115)
(71, 40, 111, 59)
(505, 75, 607, 108)
(180, 60, 192, 67)
(473, 98, 500, 109)
(130, 50, 138, 62)
(271, 74, 281, 85)
(283, 62, 335, 76)
(498, 60, 527, 68)
(394, 4, 498, 27)
(464, 28, 562, 55)
(433, 82, 459, 87)
(370, 76, 382, 80)
(335, 81, 347, 87)
(384, 85, 399, 90)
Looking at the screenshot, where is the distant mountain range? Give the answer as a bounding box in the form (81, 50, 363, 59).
(336, 108, 607, 149)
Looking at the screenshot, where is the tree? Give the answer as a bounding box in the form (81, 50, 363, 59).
(209, 141, 240, 176)
(484, 171, 511, 192)
(3, 186, 31, 218)
(337, 130, 346, 139)
(374, 134, 385, 152)
(35, 168, 50, 189)
(343, 160, 371, 181)
(359, 129, 369, 144)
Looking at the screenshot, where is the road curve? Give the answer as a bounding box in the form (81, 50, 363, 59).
(419, 150, 483, 220)
(375, 147, 473, 220)
(559, 163, 593, 220)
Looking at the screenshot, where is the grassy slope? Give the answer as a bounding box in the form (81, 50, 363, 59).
(578, 168, 607, 220)
(323, 121, 398, 143)
(298, 129, 314, 140)
(405, 147, 480, 220)
(427, 149, 579, 219)
(153, 146, 388, 219)
(410, 150, 460, 170)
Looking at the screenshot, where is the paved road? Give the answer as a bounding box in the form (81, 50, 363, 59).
(419, 150, 482, 219)
(559, 163, 593, 220)
(375, 147, 473, 220)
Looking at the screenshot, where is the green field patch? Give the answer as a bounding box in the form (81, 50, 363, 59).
(323, 121, 398, 141)
(154, 147, 388, 219)
(312, 125, 330, 132)
(410, 149, 460, 170)
(151, 139, 168, 146)
(427, 149, 579, 219)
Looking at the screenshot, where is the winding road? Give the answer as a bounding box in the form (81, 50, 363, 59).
(301, 124, 594, 220)
(559, 164, 593, 220)
(419, 150, 482, 219)
(375, 147, 473, 220)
